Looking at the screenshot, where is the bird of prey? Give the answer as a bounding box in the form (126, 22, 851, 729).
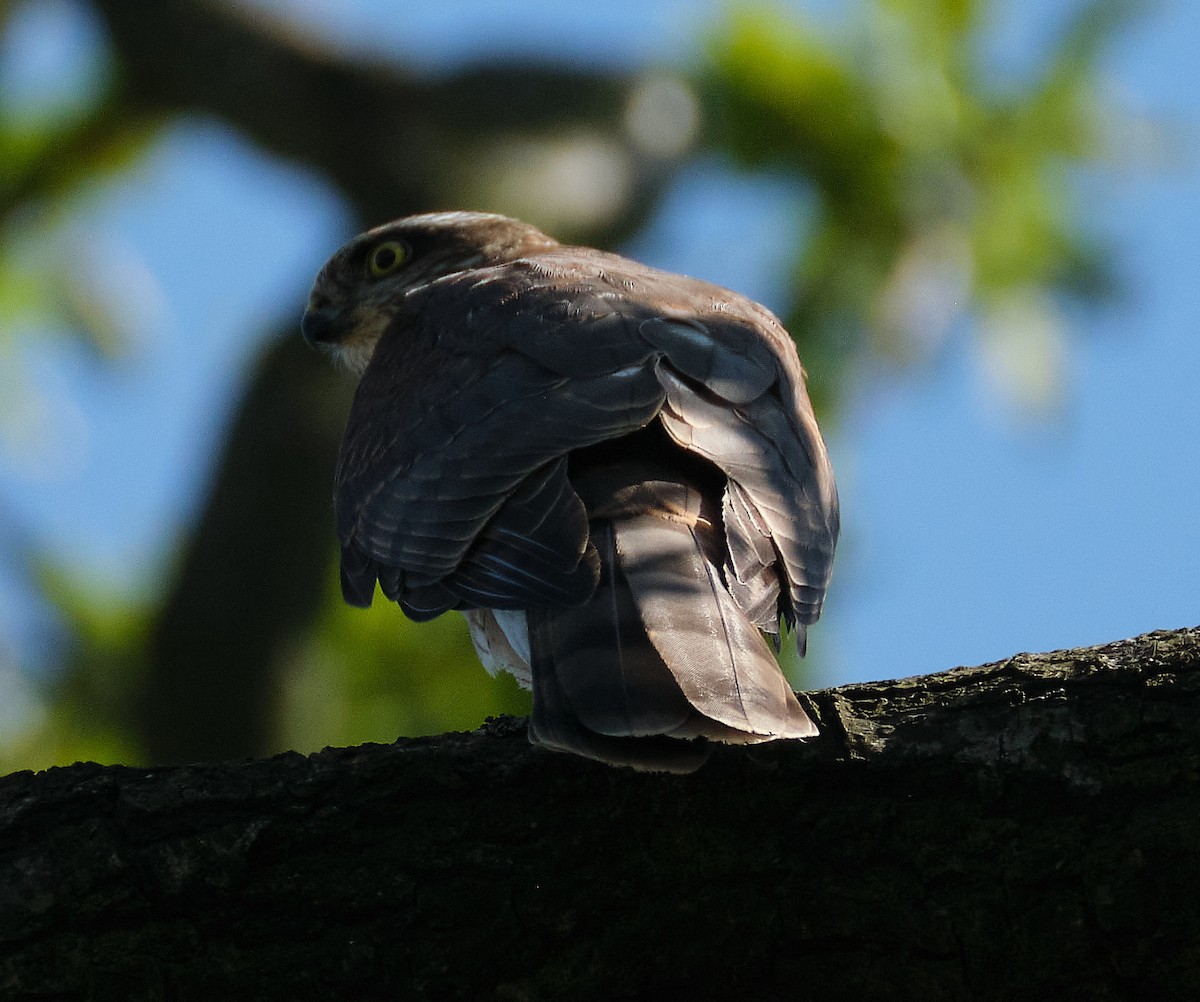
(302, 211, 838, 772)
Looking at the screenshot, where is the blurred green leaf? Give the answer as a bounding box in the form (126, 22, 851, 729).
(0, 558, 151, 773)
(276, 569, 531, 754)
(702, 0, 1127, 404)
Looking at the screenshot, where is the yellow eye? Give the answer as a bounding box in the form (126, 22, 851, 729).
(366, 240, 408, 278)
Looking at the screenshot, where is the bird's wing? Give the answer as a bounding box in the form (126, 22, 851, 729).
(628, 266, 840, 633)
(653, 357, 839, 636)
(334, 259, 665, 614)
(335, 249, 838, 627)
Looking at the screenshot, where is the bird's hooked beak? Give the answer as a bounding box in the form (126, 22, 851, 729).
(301, 290, 341, 347)
(301, 287, 387, 375)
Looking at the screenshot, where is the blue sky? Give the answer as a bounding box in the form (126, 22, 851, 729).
(0, 0, 1196, 714)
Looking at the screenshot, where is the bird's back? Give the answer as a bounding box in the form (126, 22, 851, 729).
(304, 212, 838, 772)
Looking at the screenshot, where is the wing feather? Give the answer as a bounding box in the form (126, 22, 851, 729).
(655, 361, 838, 627)
(334, 266, 664, 613)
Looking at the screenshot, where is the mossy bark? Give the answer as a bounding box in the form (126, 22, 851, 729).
(2, 626, 1198, 1001)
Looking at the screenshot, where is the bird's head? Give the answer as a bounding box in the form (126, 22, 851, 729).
(302, 211, 559, 374)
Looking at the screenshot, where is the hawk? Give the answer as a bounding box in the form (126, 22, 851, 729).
(302, 211, 839, 772)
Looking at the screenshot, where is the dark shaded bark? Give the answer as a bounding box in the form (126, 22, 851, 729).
(3, 626, 1198, 1001)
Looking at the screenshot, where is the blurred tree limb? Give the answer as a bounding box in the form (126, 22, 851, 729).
(90, 0, 671, 232)
(2, 626, 1197, 999)
(137, 333, 350, 763)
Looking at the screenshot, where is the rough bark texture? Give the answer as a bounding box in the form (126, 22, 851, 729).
(3, 626, 1198, 1000)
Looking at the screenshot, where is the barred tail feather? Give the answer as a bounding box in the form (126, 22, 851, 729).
(527, 473, 816, 772)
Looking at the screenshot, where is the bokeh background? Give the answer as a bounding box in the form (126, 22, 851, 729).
(1, 0, 1196, 772)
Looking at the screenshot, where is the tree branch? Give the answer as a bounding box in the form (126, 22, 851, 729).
(3, 626, 1197, 1000)
(138, 334, 350, 763)
(90, 0, 664, 231)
